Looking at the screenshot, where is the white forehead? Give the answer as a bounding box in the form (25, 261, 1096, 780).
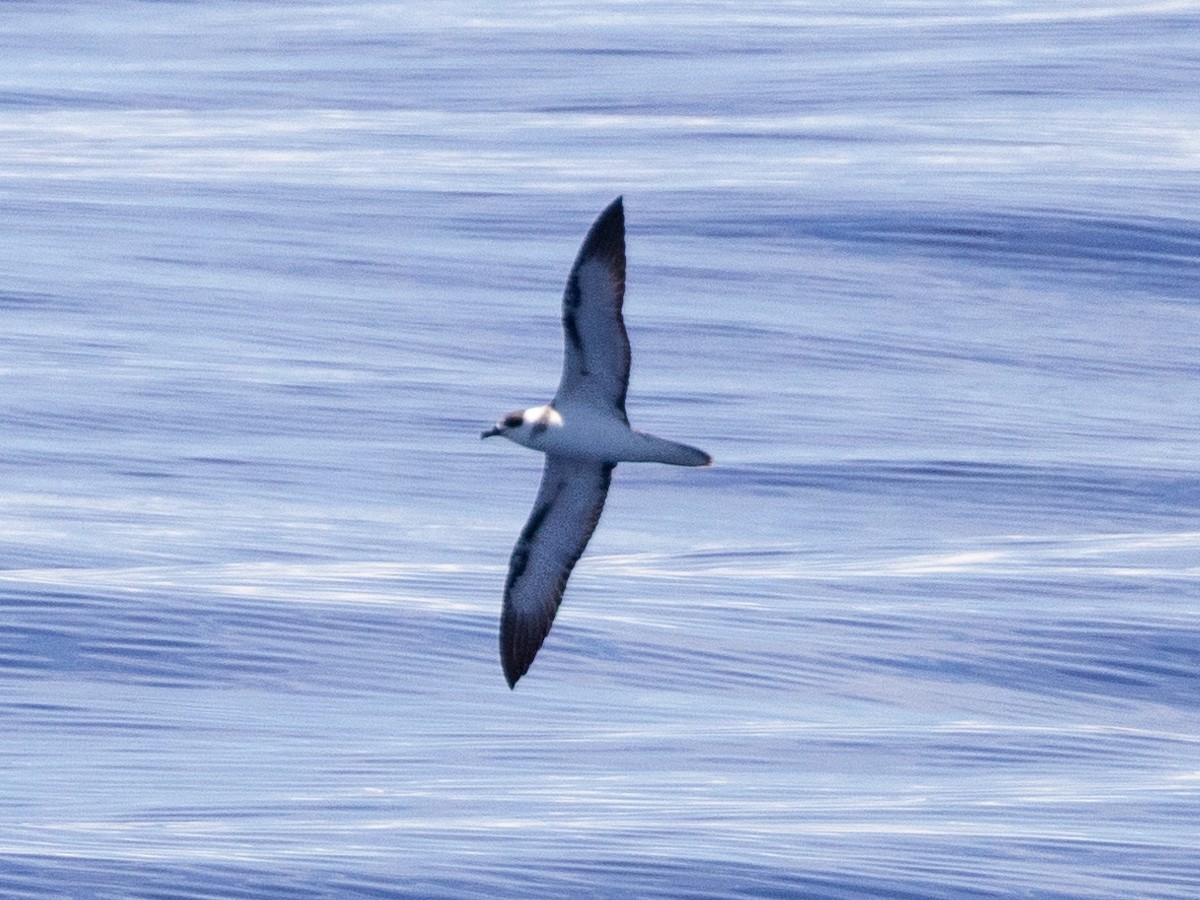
(524, 404, 562, 426)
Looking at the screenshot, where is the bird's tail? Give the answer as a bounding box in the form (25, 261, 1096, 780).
(633, 432, 713, 467)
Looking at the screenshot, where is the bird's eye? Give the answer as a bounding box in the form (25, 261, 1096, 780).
(504, 415, 524, 428)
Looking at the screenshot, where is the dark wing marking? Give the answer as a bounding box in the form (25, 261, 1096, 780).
(500, 456, 615, 687)
(553, 197, 631, 423)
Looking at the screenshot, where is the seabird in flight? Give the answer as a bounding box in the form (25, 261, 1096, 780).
(482, 197, 711, 688)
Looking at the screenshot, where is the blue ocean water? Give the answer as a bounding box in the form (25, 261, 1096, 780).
(2, 2, 1199, 897)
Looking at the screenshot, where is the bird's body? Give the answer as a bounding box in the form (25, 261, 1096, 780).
(491, 402, 710, 466)
(483, 197, 710, 687)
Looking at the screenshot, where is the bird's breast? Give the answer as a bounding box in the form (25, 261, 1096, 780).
(532, 408, 637, 462)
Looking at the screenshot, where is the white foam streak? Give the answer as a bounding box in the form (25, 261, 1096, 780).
(594, 531, 1200, 580)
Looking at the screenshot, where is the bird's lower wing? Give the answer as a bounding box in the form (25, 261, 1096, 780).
(500, 456, 615, 687)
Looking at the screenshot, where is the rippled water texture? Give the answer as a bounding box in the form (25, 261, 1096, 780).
(2, 2, 1198, 897)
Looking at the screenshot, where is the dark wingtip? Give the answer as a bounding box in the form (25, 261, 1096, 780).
(607, 195, 624, 223)
(502, 653, 526, 689)
(580, 196, 625, 262)
(500, 611, 543, 689)
(501, 636, 533, 688)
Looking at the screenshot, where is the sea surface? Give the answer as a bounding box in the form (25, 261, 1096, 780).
(2, 2, 1199, 897)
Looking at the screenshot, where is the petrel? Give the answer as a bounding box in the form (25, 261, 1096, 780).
(482, 197, 712, 688)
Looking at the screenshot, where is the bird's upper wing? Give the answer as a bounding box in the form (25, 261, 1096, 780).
(553, 196, 631, 423)
(500, 455, 615, 687)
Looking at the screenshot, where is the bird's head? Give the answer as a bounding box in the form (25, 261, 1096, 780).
(481, 405, 561, 448)
(481, 410, 527, 441)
